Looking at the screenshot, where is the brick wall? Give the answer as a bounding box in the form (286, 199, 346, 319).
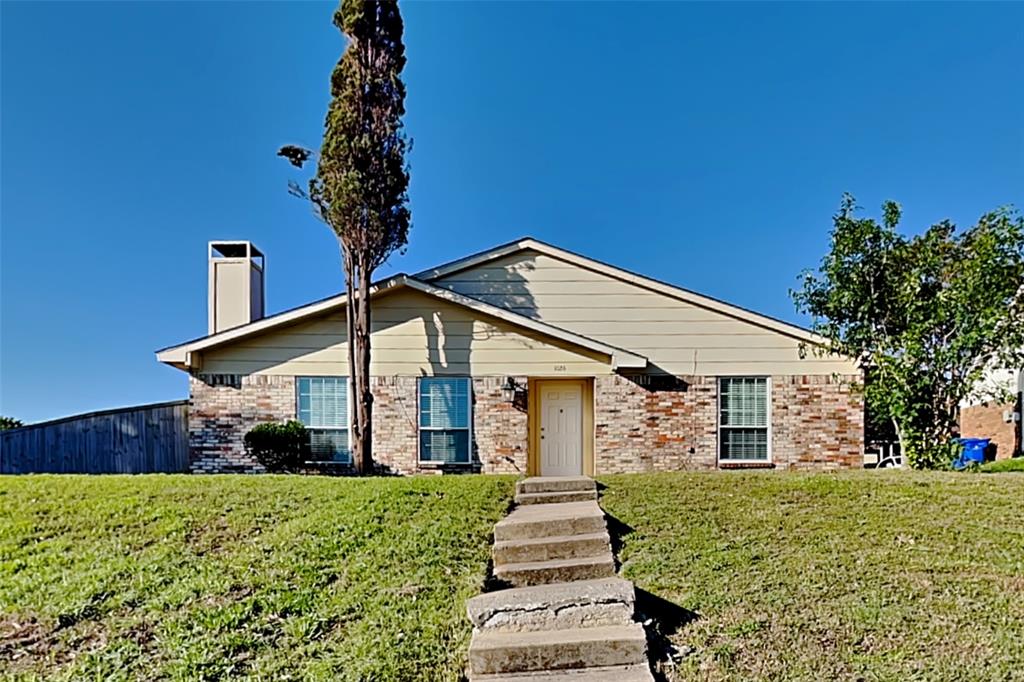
(594, 375, 718, 473)
(771, 375, 864, 469)
(960, 401, 1019, 460)
(593, 374, 863, 473)
(369, 376, 419, 474)
(189, 374, 296, 473)
(190, 373, 527, 474)
(190, 372, 864, 474)
(471, 376, 529, 475)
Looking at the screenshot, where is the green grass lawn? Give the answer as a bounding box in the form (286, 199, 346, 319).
(980, 457, 1024, 473)
(599, 470, 1024, 681)
(0, 474, 514, 681)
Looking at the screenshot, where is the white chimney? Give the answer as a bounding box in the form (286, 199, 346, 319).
(208, 241, 265, 334)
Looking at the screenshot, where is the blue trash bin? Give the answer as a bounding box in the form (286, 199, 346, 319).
(953, 438, 990, 469)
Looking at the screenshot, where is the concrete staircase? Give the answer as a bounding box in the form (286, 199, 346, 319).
(465, 476, 653, 681)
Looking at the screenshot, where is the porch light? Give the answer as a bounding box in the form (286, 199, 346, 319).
(502, 377, 524, 404)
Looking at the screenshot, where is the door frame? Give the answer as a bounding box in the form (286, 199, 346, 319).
(527, 378, 595, 477)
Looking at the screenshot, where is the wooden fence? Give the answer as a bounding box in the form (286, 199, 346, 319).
(0, 400, 189, 474)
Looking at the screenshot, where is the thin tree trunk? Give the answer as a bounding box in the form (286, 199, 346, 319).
(342, 246, 364, 474)
(891, 417, 906, 466)
(352, 269, 369, 474)
(357, 261, 374, 471)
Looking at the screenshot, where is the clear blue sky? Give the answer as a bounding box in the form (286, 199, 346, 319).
(2, 2, 1021, 423)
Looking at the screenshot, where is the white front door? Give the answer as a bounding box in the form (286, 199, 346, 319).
(539, 381, 583, 476)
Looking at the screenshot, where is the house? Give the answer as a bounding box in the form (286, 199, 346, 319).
(959, 364, 1023, 459)
(157, 239, 864, 475)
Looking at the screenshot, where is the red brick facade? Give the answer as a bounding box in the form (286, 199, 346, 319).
(959, 401, 1020, 460)
(189, 372, 864, 474)
(593, 374, 863, 473)
(594, 375, 719, 472)
(771, 375, 865, 469)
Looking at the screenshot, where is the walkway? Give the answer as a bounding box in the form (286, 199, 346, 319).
(465, 476, 654, 680)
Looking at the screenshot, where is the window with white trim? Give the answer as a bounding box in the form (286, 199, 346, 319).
(297, 377, 350, 463)
(719, 377, 769, 461)
(419, 377, 472, 464)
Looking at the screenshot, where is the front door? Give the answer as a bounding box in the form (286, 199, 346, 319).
(538, 380, 584, 476)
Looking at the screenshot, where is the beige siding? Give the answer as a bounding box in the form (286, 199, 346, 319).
(198, 289, 612, 377)
(436, 251, 858, 376)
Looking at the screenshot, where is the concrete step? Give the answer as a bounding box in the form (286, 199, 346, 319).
(493, 531, 610, 566)
(516, 477, 597, 496)
(515, 490, 598, 505)
(494, 502, 606, 542)
(468, 623, 648, 675)
(471, 664, 654, 681)
(467, 577, 635, 633)
(495, 555, 616, 588)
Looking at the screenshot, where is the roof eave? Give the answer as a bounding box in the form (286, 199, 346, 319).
(156, 273, 644, 373)
(155, 274, 409, 363)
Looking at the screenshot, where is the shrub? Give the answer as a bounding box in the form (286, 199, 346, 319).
(0, 416, 23, 431)
(243, 421, 308, 472)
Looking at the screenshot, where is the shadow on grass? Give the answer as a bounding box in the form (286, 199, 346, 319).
(635, 588, 700, 681)
(604, 504, 700, 681)
(478, 490, 519, 594)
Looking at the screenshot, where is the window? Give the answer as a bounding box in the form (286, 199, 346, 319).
(419, 377, 472, 464)
(719, 377, 770, 461)
(297, 377, 350, 463)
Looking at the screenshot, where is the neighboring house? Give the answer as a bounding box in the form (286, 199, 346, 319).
(960, 364, 1023, 460)
(157, 239, 864, 475)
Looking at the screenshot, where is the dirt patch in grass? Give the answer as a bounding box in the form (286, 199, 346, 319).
(185, 515, 251, 557)
(0, 614, 116, 677)
(0, 615, 49, 672)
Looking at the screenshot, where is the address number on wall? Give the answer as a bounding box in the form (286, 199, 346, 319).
(553, 365, 567, 372)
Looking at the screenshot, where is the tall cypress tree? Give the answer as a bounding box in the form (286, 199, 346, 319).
(280, 0, 411, 473)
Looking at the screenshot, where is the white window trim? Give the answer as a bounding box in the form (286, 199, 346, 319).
(296, 376, 353, 465)
(417, 376, 474, 466)
(716, 376, 772, 465)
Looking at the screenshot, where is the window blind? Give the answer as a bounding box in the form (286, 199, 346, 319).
(719, 377, 769, 461)
(419, 377, 471, 464)
(297, 377, 350, 463)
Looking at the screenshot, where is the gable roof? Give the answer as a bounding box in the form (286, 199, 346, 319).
(156, 274, 647, 371)
(415, 237, 829, 346)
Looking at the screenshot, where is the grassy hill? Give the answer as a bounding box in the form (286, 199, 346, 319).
(600, 470, 1024, 681)
(3, 470, 1021, 681)
(0, 475, 514, 681)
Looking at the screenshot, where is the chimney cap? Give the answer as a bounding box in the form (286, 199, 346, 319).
(209, 240, 264, 260)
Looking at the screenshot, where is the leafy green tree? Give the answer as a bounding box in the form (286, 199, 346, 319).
(0, 416, 23, 431)
(279, 0, 410, 473)
(794, 195, 1024, 468)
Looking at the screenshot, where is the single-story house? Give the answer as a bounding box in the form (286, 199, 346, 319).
(157, 238, 864, 475)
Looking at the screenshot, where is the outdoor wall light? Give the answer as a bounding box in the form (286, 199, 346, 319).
(502, 377, 526, 404)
